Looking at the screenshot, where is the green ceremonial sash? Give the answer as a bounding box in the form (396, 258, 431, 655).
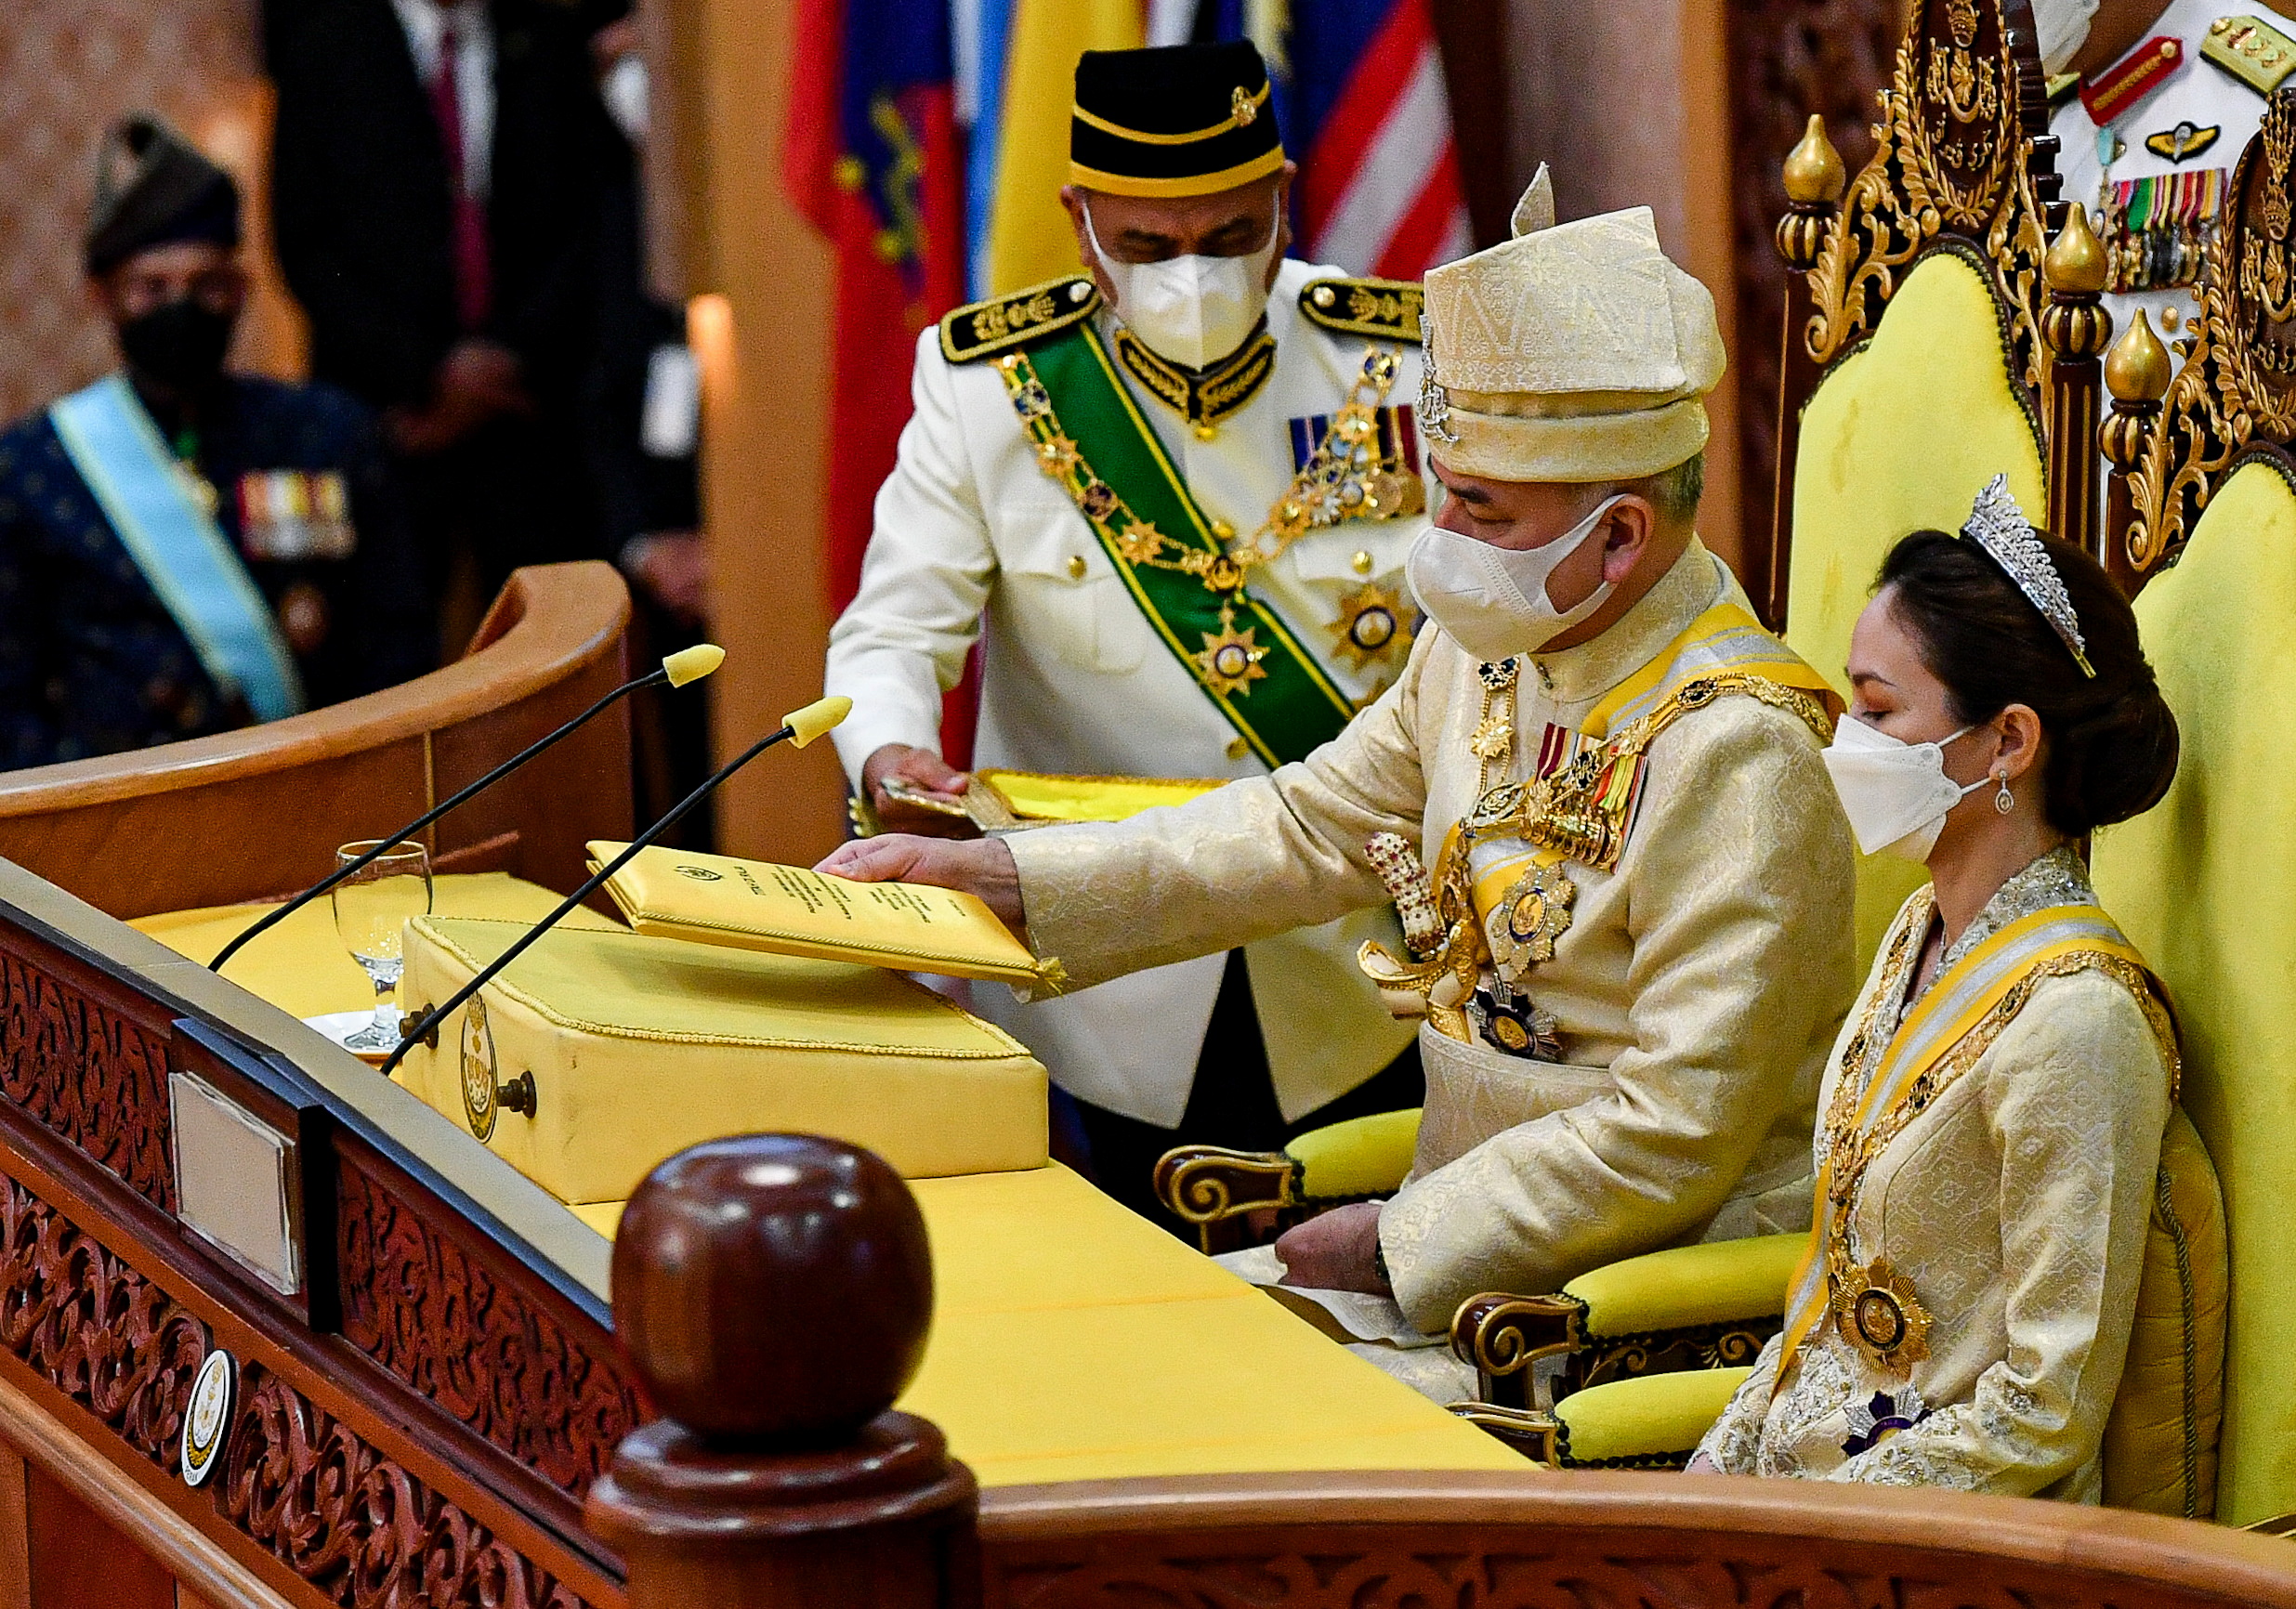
(1010, 325, 1357, 767)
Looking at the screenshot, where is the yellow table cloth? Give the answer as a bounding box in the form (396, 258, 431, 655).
(149, 880, 1527, 1486)
(574, 1165, 1528, 1486)
(134, 872, 622, 1020)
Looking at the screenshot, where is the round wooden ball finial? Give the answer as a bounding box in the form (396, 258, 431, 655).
(1782, 114, 1846, 206)
(611, 1133, 934, 1444)
(2045, 201, 2110, 296)
(2106, 308, 2174, 403)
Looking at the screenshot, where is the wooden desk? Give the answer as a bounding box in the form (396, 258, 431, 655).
(0, 563, 632, 917)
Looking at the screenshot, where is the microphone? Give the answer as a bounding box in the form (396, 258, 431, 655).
(378, 694, 851, 1078)
(210, 643, 725, 975)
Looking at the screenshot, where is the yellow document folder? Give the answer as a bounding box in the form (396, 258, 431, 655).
(589, 843, 1054, 988)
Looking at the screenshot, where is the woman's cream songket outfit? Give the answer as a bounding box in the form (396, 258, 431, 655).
(1695, 848, 2176, 1498)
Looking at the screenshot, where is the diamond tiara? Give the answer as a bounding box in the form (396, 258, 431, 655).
(1959, 475, 2096, 678)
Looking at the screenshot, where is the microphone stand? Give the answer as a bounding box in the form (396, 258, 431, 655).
(379, 712, 819, 1079)
(211, 654, 708, 975)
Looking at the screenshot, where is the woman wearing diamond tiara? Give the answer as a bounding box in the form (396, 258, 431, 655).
(1687, 476, 2182, 1496)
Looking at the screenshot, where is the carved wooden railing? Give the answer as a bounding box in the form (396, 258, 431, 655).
(589, 1132, 2296, 1608)
(1765, 0, 2118, 621)
(2102, 86, 2296, 591)
(0, 857, 643, 1606)
(0, 561, 633, 917)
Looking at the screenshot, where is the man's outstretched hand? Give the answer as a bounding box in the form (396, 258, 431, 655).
(815, 833, 1028, 935)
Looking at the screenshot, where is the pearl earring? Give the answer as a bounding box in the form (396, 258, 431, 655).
(1994, 773, 2014, 814)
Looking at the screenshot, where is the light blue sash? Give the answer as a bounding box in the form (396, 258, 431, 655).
(48, 374, 304, 722)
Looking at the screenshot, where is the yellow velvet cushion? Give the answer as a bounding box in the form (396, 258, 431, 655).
(1286, 1107, 1422, 1199)
(131, 871, 623, 1019)
(1563, 1232, 1804, 1339)
(395, 916, 1049, 1199)
(2092, 461, 2296, 1524)
(2104, 1108, 2226, 1518)
(1787, 249, 2048, 964)
(1552, 1366, 1752, 1468)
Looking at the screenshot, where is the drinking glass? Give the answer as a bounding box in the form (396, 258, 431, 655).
(331, 840, 434, 1053)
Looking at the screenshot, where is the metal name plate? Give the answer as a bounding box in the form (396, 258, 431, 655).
(169, 1071, 301, 1295)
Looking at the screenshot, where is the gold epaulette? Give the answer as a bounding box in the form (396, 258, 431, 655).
(938, 275, 1102, 363)
(1297, 277, 1424, 343)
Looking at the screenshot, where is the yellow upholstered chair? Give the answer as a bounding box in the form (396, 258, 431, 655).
(1452, 1111, 2224, 1514)
(2090, 460, 2296, 1524)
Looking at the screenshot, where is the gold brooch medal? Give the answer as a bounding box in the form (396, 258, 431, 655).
(1836, 1256, 1932, 1373)
(1485, 861, 1576, 981)
(1327, 582, 1413, 671)
(1197, 606, 1270, 697)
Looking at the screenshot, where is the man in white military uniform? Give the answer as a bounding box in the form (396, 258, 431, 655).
(824, 40, 1429, 1224)
(821, 173, 1859, 1400)
(2041, 0, 2296, 362)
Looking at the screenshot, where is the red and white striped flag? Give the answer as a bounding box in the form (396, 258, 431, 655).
(1148, 0, 1475, 277)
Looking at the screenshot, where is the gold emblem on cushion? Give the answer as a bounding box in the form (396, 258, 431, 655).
(1836, 1255, 1933, 1372)
(460, 992, 499, 1143)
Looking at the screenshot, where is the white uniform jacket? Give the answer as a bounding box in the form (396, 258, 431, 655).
(826, 255, 1427, 1126)
(2054, 0, 2276, 365)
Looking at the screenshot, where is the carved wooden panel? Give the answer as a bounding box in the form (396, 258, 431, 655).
(0, 949, 174, 1211)
(1728, 0, 1902, 567)
(0, 1158, 591, 1609)
(335, 1146, 642, 1497)
(982, 1529, 2267, 1607)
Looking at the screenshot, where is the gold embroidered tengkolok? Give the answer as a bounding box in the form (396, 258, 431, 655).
(1113, 323, 1279, 429)
(995, 344, 1406, 603)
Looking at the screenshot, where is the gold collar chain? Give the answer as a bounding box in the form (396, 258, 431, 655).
(1105, 346, 1405, 596)
(1114, 324, 1279, 433)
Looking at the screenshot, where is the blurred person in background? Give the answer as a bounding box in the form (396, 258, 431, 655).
(269, 0, 618, 645)
(0, 116, 429, 770)
(580, 7, 715, 846)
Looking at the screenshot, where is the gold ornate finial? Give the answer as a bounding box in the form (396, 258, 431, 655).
(1782, 114, 1846, 206)
(2044, 203, 2109, 295)
(2106, 309, 2173, 402)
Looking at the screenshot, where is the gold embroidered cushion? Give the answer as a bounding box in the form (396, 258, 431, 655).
(2093, 461, 2296, 1523)
(2103, 1107, 2226, 1518)
(1788, 248, 2049, 964)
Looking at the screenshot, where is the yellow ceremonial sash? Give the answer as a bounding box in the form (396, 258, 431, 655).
(1772, 896, 2162, 1389)
(1459, 597, 1840, 922)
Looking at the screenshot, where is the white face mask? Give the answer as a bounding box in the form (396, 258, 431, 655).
(1820, 716, 1988, 862)
(1404, 495, 1623, 661)
(1083, 203, 1279, 371)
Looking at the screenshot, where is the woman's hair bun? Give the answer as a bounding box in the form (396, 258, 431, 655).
(1877, 530, 2178, 835)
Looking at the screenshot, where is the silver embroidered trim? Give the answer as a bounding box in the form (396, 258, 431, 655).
(1418, 307, 1461, 445)
(1961, 474, 2094, 676)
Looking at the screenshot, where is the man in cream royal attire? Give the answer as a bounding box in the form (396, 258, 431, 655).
(823, 173, 1860, 1397)
(2041, 0, 2296, 365)
(825, 41, 1437, 1224)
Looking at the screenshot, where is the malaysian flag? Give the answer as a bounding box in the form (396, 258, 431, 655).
(1148, 0, 1474, 277)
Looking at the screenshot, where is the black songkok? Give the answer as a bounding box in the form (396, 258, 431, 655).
(1069, 41, 1285, 199)
(85, 114, 241, 278)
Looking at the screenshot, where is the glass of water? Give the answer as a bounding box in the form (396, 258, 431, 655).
(331, 840, 434, 1053)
